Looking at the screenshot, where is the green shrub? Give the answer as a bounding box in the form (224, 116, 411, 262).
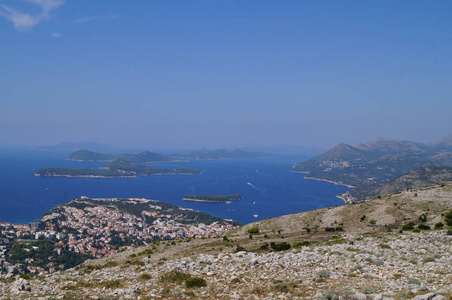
(185, 277, 207, 288)
(231, 277, 241, 283)
(412, 228, 421, 233)
(316, 269, 332, 278)
(103, 261, 119, 268)
(417, 224, 430, 230)
(271, 282, 289, 293)
(434, 222, 444, 229)
(270, 242, 291, 251)
(422, 257, 435, 263)
(139, 273, 152, 280)
(402, 222, 415, 231)
(418, 214, 427, 222)
(234, 245, 246, 253)
(158, 269, 191, 284)
(247, 226, 260, 235)
(444, 210, 452, 226)
(408, 278, 421, 285)
(373, 260, 384, 266)
(369, 220, 377, 225)
(293, 241, 310, 248)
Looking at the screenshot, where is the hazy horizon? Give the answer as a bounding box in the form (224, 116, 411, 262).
(2, 1, 451, 150)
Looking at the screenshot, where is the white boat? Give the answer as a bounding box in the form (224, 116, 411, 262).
(253, 214, 259, 218)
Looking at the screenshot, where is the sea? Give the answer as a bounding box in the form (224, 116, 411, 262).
(0, 148, 349, 225)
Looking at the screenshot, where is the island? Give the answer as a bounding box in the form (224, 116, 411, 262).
(179, 149, 269, 160)
(183, 194, 243, 203)
(34, 168, 133, 178)
(67, 149, 180, 163)
(35, 160, 202, 178)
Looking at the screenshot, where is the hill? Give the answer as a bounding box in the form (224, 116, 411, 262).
(2, 186, 452, 299)
(67, 150, 116, 161)
(292, 134, 452, 188)
(339, 166, 452, 202)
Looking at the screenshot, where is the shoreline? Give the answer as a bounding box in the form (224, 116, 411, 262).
(34, 174, 136, 178)
(304, 176, 356, 188)
(183, 198, 228, 203)
(291, 171, 356, 188)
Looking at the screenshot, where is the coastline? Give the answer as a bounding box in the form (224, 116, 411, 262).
(335, 194, 353, 204)
(34, 174, 136, 178)
(182, 198, 227, 203)
(291, 171, 356, 188)
(304, 176, 356, 188)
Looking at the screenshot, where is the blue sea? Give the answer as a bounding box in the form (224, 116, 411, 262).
(0, 148, 348, 224)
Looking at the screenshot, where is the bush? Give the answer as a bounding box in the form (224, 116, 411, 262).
(139, 273, 152, 280)
(434, 222, 444, 229)
(159, 269, 191, 283)
(444, 210, 452, 226)
(231, 277, 241, 283)
(408, 278, 421, 285)
(418, 214, 427, 222)
(234, 245, 246, 253)
(185, 277, 207, 288)
(247, 226, 260, 235)
(417, 224, 430, 230)
(369, 220, 377, 225)
(271, 282, 289, 293)
(270, 242, 291, 251)
(373, 260, 384, 266)
(412, 228, 421, 233)
(293, 241, 310, 248)
(316, 269, 332, 278)
(402, 222, 415, 231)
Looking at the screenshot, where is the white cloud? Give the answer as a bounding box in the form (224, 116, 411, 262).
(0, 0, 65, 32)
(52, 32, 61, 38)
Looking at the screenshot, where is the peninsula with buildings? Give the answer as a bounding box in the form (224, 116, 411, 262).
(0, 197, 239, 276)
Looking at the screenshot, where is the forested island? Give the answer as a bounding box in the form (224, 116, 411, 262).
(35, 160, 202, 178)
(183, 194, 242, 203)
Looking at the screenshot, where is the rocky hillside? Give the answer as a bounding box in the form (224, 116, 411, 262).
(1, 185, 452, 299)
(339, 166, 452, 202)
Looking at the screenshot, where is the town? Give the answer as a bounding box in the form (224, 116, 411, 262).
(0, 197, 238, 276)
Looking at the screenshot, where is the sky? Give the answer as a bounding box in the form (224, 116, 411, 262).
(1, 0, 452, 151)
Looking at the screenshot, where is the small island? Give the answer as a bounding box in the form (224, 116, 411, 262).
(183, 194, 242, 203)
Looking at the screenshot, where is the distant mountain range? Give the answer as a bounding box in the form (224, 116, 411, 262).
(177, 148, 269, 160)
(67, 150, 174, 163)
(67, 148, 269, 162)
(293, 134, 452, 201)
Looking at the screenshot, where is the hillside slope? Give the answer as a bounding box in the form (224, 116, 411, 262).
(2, 185, 452, 299)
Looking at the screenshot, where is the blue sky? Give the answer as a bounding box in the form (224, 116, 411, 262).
(1, 1, 452, 150)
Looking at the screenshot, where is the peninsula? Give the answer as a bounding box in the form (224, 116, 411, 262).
(183, 194, 243, 203)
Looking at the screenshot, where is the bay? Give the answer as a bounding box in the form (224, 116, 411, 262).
(0, 148, 348, 224)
